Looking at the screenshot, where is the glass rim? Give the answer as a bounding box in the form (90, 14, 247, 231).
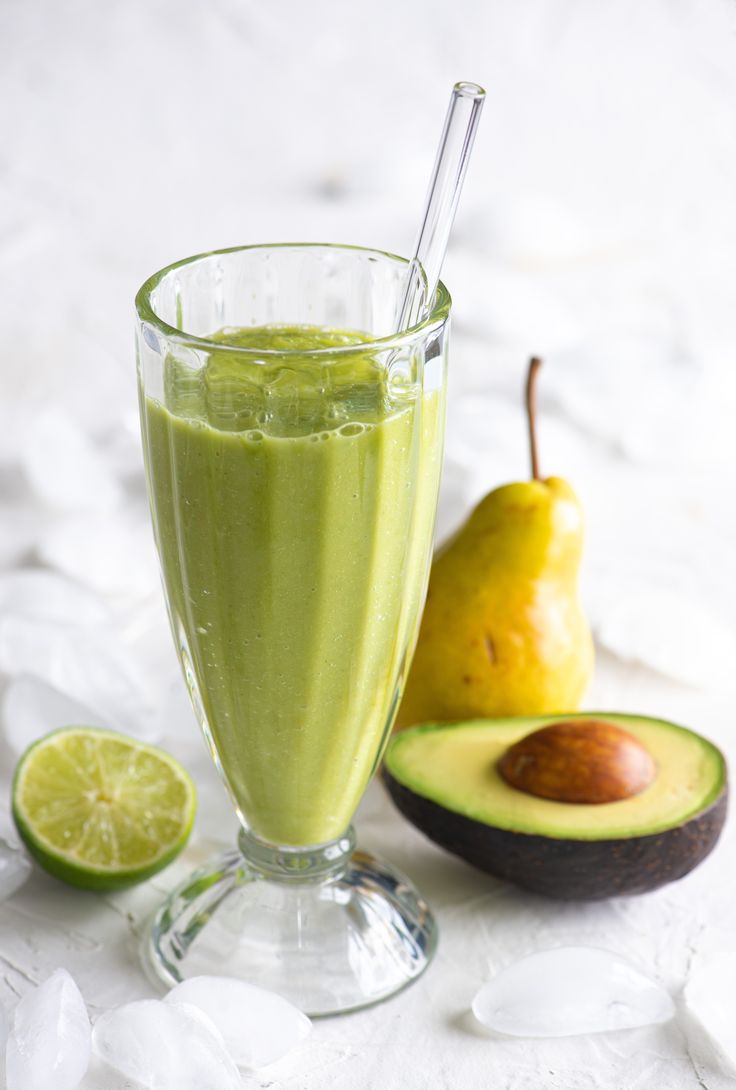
(135, 242, 451, 357)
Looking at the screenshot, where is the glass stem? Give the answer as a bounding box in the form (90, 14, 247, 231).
(237, 826, 356, 884)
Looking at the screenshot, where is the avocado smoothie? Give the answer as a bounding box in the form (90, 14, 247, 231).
(141, 325, 444, 846)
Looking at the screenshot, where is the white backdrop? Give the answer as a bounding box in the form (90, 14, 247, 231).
(2, 2, 736, 1088)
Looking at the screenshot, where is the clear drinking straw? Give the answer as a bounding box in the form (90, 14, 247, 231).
(395, 81, 486, 332)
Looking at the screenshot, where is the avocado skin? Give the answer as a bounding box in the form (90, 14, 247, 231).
(383, 771, 728, 900)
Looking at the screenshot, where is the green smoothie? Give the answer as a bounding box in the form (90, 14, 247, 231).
(141, 325, 443, 846)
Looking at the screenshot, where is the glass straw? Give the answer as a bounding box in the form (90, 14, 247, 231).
(395, 81, 486, 332)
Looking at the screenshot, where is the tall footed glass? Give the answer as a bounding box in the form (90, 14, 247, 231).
(136, 244, 449, 1015)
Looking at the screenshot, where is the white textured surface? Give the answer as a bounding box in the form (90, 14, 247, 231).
(2, 1, 736, 1087)
(684, 953, 736, 1076)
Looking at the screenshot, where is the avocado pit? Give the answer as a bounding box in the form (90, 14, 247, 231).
(497, 718, 657, 805)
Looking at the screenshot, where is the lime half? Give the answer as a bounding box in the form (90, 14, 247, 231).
(12, 727, 197, 892)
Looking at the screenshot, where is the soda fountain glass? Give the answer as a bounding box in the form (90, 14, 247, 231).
(136, 243, 450, 1015)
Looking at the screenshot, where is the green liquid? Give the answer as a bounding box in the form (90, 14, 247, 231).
(142, 325, 444, 845)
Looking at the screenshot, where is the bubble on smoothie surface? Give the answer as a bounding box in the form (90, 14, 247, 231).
(92, 1000, 241, 1090)
(165, 975, 312, 1068)
(472, 947, 675, 1037)
(0, 839, 32, 902)
(20, 406, 123, 513)
(5, 968, 91, 1090)
(684, 952, 736, 1073)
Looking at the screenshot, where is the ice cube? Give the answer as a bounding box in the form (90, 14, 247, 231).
(472, 947, 675, 1037)
(0, 617, 158, 742)
(6, 968, 91, 1090)
(0, 570, 111, 626)
(165, 975, 312, 1068)
(21, 406, 123, 512)
(101, 410, 146, 481)
(37, 513, 159, 598)
(157, 673, 201, 742)
(683, 952, 736, 1074)
(0, 839, 32, 901)
(92, 999, 242, 1090)
(2, 675, 108, 756)
(594, 588, 736, 689)
(0, 505, 49, 569)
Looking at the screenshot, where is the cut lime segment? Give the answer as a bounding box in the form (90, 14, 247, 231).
(12, 727, 197, 891)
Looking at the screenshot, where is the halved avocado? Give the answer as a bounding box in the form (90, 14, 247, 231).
(383, 712, 728, 900)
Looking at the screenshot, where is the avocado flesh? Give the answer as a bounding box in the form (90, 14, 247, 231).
(385, 713, 725, 840)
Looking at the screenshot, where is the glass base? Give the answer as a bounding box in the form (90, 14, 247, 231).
(143, 826, 438, 1017)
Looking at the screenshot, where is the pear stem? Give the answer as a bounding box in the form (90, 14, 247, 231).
(526, 356, 542, 481)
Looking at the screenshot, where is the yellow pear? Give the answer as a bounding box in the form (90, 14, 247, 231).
(397, 357, 594, 728)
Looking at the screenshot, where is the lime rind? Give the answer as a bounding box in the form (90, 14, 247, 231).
(12, 726, 197, 892)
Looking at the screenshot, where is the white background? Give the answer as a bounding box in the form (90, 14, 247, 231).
(1, 1, 736, 1087)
